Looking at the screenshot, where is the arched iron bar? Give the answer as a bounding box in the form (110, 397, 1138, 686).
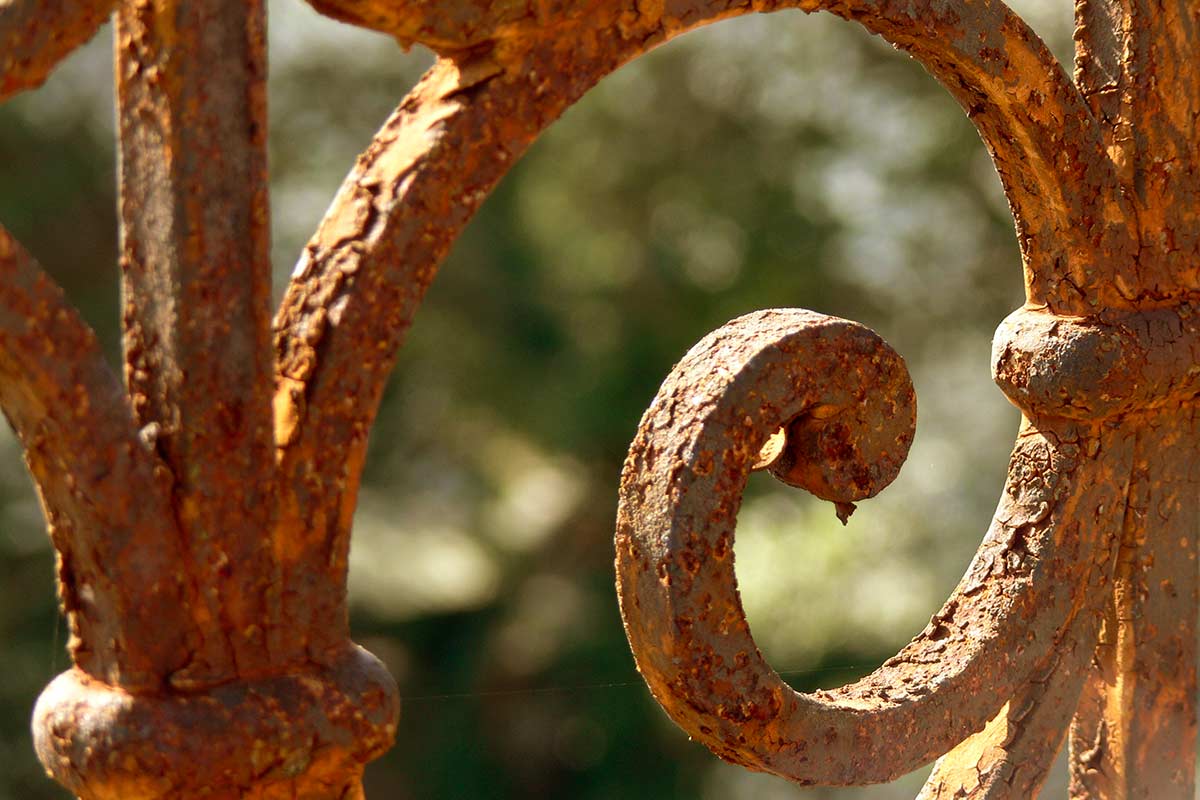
(270, 0, 1129, 665)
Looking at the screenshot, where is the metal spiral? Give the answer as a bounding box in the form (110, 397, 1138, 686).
(615, 308, 1128, 790)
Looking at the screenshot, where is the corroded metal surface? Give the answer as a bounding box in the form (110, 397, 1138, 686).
(612, 294, 1198, 795)
(993, 304, 1200, 421)
(0, 0, 114, 101)
(0, 226, 194, 690)
(115, 0, 279, 686)
(5, 1, 399, 795)
(33, 645, 398, 800)
(614, 310, 1135, 788)
(269, 0, 1123, 667)
(2, 0, 1198, 796)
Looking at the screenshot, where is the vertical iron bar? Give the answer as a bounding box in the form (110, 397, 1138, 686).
(1069, 415, 1199, 798)
(115, 0, 277, 684)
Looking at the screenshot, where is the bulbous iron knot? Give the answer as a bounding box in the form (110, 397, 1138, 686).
(992, 302, 1200, 421)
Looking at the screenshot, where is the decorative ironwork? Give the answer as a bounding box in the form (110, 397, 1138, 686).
(615, 302, 1197, 795)
(1, 0, 1197, 797)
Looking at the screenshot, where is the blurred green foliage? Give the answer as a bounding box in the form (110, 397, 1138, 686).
(0, 1, 1077, 797)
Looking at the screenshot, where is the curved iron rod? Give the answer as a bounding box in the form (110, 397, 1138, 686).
(0, 0, 114, 102)
(0, 225, 193, 689)
(917, 427, 1132, 798)
(615, 309, 1131, 785)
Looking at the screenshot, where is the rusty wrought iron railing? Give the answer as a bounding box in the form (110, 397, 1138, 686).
(1, 0, 1197, 797)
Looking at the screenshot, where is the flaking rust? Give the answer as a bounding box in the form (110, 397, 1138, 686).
(614, 309, 1142, 789)
(3, 0, 1199, 796)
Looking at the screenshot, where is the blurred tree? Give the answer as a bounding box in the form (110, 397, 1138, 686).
(0, 0, 1101, 797)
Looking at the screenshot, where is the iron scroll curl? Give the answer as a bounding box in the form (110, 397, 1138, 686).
(614, 308, 1131, 792)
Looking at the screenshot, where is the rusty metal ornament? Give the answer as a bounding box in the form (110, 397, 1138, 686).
(615, 308, 1135, 791)
(2, 0, 1198, 797)
(614, 294, 1200, 795)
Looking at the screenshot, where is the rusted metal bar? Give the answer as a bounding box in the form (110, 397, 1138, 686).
(0, 0, 115, 101)
(0, 225, 193, 689)
(115, 0, 278, 682)
(303, 0, 527, 52)
(992, 305, 1200, 419)
(1067, 6, 1200, 792)
(300, 0, 1131, 314)
(267, 2, 1190, 795)
(918, 607, 1108, 798)
(1075, 0, 1200, 296)
(27, 2, 400, 796)
(995, 295, 1200, 800)
(1068, 416, 1199, 799)
(34, 644, 397, 798)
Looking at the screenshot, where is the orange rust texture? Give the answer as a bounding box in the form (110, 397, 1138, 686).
(32, 645, 397, 800)
(6, 0, 399, 796)
(614, 312, 1134, 786)
(0, 225, 193, 690)
(272, 0, 1113, 659)
(0, 0, 114, 101)
(0, 0, 1198, 796)
(918, 604, 1098, 800)
(917, 425, 1133, 799)
(1068, 1, 1200, 795)
(1067, 412, 1199, 800)
(115, 0, 278, 685)
(1076, 0, 1200, 298)
(267, 0, 1193, 796)
(613, 297, 1198, 795)
(607, 292, 1198, 795)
